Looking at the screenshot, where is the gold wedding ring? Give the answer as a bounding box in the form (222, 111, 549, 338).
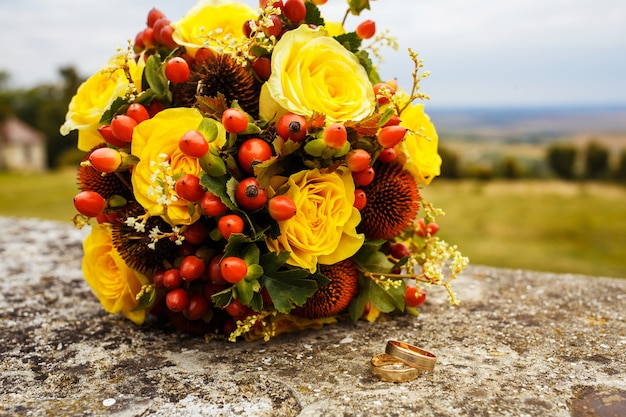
(370, 354, 421, 383)
(385, 340, 437, 371)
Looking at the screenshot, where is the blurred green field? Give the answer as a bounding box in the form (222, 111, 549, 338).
(1, 170, 624, 278)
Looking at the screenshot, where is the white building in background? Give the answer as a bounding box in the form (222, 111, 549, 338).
(0, 116, 47, 172)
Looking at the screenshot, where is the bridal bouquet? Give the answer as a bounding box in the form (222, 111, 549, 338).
(61, 0, 467, 341)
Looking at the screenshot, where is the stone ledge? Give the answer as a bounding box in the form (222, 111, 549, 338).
(1, 217, 625, 417)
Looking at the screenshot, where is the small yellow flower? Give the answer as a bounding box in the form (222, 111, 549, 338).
(171, 0, 257, 57)
(82, 224, 148, 324)
(260, 25, 375, 123)
(131, 107, 224, 225)
(60, 52, 144, 151)
(266, 168, 364, 272)
(397, 103, 442, 185)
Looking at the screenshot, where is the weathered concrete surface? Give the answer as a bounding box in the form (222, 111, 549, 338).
(1, 216, 625, 417)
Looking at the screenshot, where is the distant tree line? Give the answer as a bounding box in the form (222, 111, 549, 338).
(439, 141, 626, 183)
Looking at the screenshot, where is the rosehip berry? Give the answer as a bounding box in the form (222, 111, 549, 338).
(404, 286, 426, 307)
(323, 123, 348, 149)
(126, 103, 150, 124)
(252, 56, 271, 81)
(182, 221, 207, 245)
(166, 288, 189, 312)
(373, 82, 396, 105)
(268, 195, 297, 221)
(153, 270, 166, 288)
(352, 166, 375, 186)
(98, 125, 127, 147)
(179, 130, 209, 158)
(180, 255, 206, 281)
(163, 268, 183, 290)
(207, 255, 228, 285)
(73, 190, 106, 217)
(225, 298, 247, 317)
(378, 147, 396, 163)
(110, 114, 137, 143)
(177, 241, 197, 258)
(356, 19, 376, 39)
(165, 57, 190, 84)
(310, 0, 327, 4)
(416, 218, 439, 237)
(222, 108, 249, 133)
(194, 47, 214, 64)
(147, 8, 166, 28)
(263, 15, 283, 39)
(159, 24, 178, 49)
(183, 293, 209, 320)
(134, 31, 145, 52)
(283, 0, 306, 22)
(175, 174, 205, 202)
(220, 257, 248, 284)
(152, 17, 171, 44)
(237, 138, 272, 173)
(390, 242, 410, 259)
(377, 125, 407, 148)
(383, 114, 401, 127)
(243, 19, 255, 38)
(345, 149, 371, 172)
(353, 189, 367, 211)
(89, 147, 121, 173)
(217, 214, 244, 240)
(235, 177, 267, 211)
(147, 100, 164, 117)
(142, 27, 155, 48)
(200, 191, 228, 217)
(276, 113, 307, 142)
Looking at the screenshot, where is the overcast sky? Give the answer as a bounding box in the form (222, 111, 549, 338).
(1, 0, 625, 108)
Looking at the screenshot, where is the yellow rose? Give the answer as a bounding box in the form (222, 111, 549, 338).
(171, 0, 256, 57)
(398, 103, 442, 185)
(131, 107, 224, 225)
(82, 224, 148, 324)
(260, 25, 375, 123)
(60, 52, 144, 151)
(266, 168, 364, 272)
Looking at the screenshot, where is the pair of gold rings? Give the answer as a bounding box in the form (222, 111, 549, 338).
(370, 340, 437, 383)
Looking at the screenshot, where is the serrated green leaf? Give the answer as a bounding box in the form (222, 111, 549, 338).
(212, 287, 234, 308)
(235, 278, 257, 306)
(259, 251, 291, 275)
(353, 243, 394, 273)
(200, 174, 237, 209)
(260, 269, 318, 314)
(99, 96, 128, 124)
(370, 279, 405, 313)
(304, 1, 324, 26)
(242, 244, 261, 266)
(249, 292, 263, 313)
(334, 32, 362, 54)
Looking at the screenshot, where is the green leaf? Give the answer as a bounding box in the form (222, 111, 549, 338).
(235, 278, 258, 306)
(211, 287, 234, 308)
(200, 174, 237, 209)
(199, 146, 227, 177)
(197, 118, 219, 143)
(334, 32, 362, 54)
(378, 106, 397, 127)
(99, 96, 128, 124)
(349, 274, 370, 321)
(133, 286, 158, 311)
(304, 1, 324, 26)
(348, 0, 370, 15)
(245, 263, 264, 282)
(144, 54, 170, 100)
(369, 279, 405, 313)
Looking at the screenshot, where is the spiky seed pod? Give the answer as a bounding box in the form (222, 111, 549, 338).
(110, 203, 179, 276)
(77, 145, 133, 200)
(294, 260, 359, 319)
(358, 161, 420, 240)
(172, 54, 262, 117)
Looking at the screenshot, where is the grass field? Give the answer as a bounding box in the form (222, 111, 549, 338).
(1, 170, 625, 278)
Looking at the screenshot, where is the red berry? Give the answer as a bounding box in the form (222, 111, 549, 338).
(126, 103, 150, 124)
(268, 195, 297, 221)
(352, 166, 375, 186)
(235, 177, 267, 211)
(383, 114, 401, 127)
(276, 113, 307, 142)
(225, 298, 247, 317)
(373, 82, 396, 105)
(180, 255, 206, 281)
(166, 288, 189, 312)
(133, 31, 145, 52)
(263, 15, 283, 39)
(377, 125, 407, 148)
(163, 268, 183, 290)
(323, 123, 348, 148)
(217, 214, 244, 240)
(243, 19, 255, 38)
(252, 56, 271, 81)
(183, 293, 209, 320)
(378, 147, 396, 163)
(237, 138, 272, 173)
(159, 24, 178, 49)
(404, 287, 426, 307)
(142, 27, 155, 48)
(222, 108, 249, 133)
(89, 147, 121, 173)
(179, 130, 209, 158)
(182, 221, 207, 245)
(175, 174, 205, 202)
(152, 17, 171, 44)
(110, 115, 137, 143)
(416, 218, 439, 237)
(353, 189, 367, 211)
(220, 257, 248, 284)
(98, 125, 126, 147)
(153, 270, 166, 288)
(165, 57, 190, 84)
(194, 48, 214, 64)
(200, 191, 228, 217)
(283, 0, 306, 22)
(345, 149, 371, 172)
(73, 191, 106, 217)
(356, 19, 376, 39)
(390, 242, 410, 259)
(147, 100, 164, 117)
(147, 8, 166, 28)
(207, 255, 228, 285)
(203, 282, 227, 299)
